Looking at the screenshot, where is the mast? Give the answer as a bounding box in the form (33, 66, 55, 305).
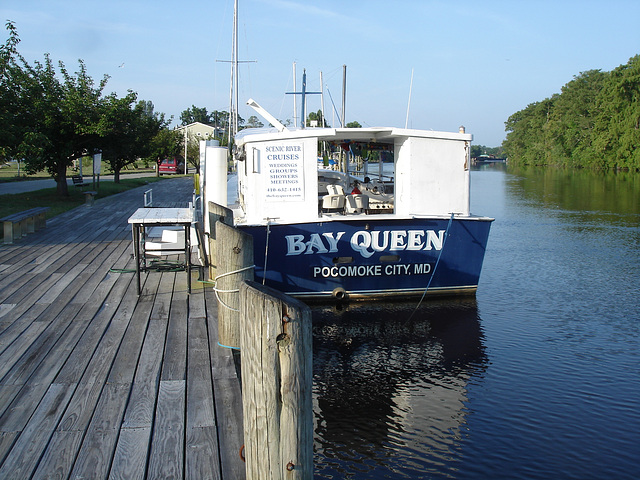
(292, 62, 297, 128)
(228, 0, 239, 140)
(286, 69, 321, 129)
(233, 0, 239, 137)
(341, 64, 347, 129)
(320, 71, 325, 128)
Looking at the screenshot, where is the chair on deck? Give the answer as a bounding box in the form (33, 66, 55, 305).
(345, 194, 369, 214)
(322, 184, 346, 213)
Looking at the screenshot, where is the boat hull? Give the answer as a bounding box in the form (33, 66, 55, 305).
(237, 216, 492, 301)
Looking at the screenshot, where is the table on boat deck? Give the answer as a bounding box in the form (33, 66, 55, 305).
(128, 207, 194, 295)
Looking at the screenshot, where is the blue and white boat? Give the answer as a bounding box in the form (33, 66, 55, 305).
(200, 103, 493, 302)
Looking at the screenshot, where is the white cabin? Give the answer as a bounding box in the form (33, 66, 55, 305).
(220, 127, 472, 227)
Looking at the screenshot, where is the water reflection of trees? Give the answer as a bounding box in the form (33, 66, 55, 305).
(506, 166, 640, 221)
(311, 299, 487, 478)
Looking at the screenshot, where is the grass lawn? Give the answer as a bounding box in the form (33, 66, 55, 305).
(0, 159, 155, 182)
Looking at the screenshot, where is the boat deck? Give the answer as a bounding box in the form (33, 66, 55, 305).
(0, 177, 245, 479)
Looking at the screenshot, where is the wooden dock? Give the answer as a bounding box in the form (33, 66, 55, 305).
(0, 177, 245, 479)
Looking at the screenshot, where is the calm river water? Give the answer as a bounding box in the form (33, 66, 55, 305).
(311, 165, 640, 479)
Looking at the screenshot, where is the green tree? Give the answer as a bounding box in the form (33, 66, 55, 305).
(591, 55, 640, 169)
(98, 95, 168, 182)
(180, 105, 212, 125)
(503, 55, 640, 171)
(2, 22, 110, 195)
(503, 97, 556, 166)
(346, 121, 362, 128)
(245, 115, 264, 128)
(0, 20, 29, 163)
(307, 109, 329, 127)
(211, 110, 229, 130)
(547, 69, 608, 167)
(1, 21, 57, 173)
(23, 55, 108, 195)
(146, 128, 183, 177)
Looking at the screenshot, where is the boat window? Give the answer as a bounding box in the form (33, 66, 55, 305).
(319, 139, 395, 216)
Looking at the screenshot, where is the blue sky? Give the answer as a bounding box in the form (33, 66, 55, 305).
(2, 0, 639, 146)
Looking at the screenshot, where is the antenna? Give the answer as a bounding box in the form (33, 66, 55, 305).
(405, 68, 414, 129)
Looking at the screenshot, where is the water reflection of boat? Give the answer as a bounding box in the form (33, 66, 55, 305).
(311, 300, 487, 477)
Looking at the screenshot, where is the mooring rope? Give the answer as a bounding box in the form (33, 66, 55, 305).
(408, 212, 455, 320)
(213, 264, 256, 312)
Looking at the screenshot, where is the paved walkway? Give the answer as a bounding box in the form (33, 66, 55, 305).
(0, 177, 245, 479)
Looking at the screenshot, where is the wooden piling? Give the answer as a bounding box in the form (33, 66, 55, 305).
(239, 280, 313, 480)
(207, 201, 234, 280)
(216, 220, 254, 349)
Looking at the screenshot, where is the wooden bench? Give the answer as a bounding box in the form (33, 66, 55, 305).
(1, 207, 50, 244)
(72, 175, 88, 188)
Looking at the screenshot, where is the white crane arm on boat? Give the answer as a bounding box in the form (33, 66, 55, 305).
(246, 98, 289, 133)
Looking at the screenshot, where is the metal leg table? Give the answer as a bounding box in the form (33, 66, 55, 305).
(128, 207, 194, 295)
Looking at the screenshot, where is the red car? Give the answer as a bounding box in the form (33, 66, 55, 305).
(158, 157, 185, 174)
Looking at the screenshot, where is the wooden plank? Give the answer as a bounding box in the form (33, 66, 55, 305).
(160, 284, 188, 382)
(0, 383, 76, 479)
(212, 376, 245, 480)
(0, 272, 40, 305)
(0, 432, 18, 466)
(186, 314, 215, 430)
(0, 386, 21, 421)
(109, 426, 151, 480)
(55, 257, 142, 432)
(0, 272, 63, 309)
(0, 319, 50, 385)
(29, 429, 84, 479)
(52, 244, 135, 383)
(0, 238, 126, 358)
(36, 263, 87, 304)
(0, 178, 224, 479)
(147, 380, 185, 479)
(184, 289, 220, 479)
(0, 215, 109, 287)
(0, 303, 81, 387)
(0, 238, 129, 392)
(205, 286, 246, 480)
(106, 271, 162, 385)
(35, 252, 144, 478)
(186, 426, 222, 480)
(68, 382, 131, 480)
(120, 272, 174, 429)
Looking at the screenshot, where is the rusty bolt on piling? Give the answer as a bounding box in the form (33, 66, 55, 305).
(286, 461, 295, 471)
(282, 314, 291, 323)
